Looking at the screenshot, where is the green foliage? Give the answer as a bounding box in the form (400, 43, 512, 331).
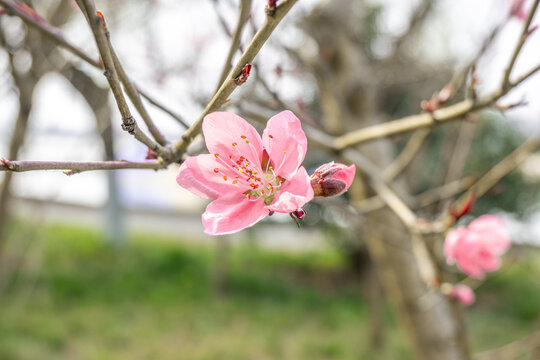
(0, 223, 539, 359)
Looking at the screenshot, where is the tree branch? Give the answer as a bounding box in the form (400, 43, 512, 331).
(171, 0, 298, 160)
(333, 62, 540, 150)
(0, 159, 165, 173)
(76, 0, 166, 156)
(214, 0, 252, 92)
(502, 0, 540, 87)
(0, 0, 188, 128)
(474, 327, 540, 360)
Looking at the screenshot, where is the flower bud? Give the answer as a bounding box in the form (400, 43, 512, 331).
(310, 162, 356, 197)
(292, 208, 306, 220)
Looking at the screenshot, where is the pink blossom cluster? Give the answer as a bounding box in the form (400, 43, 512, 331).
(176, 111, 355, 235)
(444, 215, 511, 279)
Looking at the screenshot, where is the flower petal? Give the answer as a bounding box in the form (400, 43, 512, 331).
(262, 111, 307, 180)
(177, 154, 247, 199)
(332, 164, 356, 194)
(202, 193, 269, 235)
(203, 112, 263, 165)
(444, 227, 466, 263)
(267, 166, 314, 213)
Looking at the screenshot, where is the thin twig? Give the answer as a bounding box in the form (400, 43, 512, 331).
(333, 62, 540, 150)
(353, 176, 476, 214)
(502, 0, 540, 87)
(383, 128, 431, 181)
(0, 0, 188, 128)
(171, 0, 298, 159)
(0, 159, 164, 173)
(474, 328, 540, 360)
(215, 0, 252, 92)
(458, 137, 540, 203)
(77, 0, 166, 156)
(107, 34, 167, 145)
(342, 148, 418, 230)
(423, 137, 540, 234)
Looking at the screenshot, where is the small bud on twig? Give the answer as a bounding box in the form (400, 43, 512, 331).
(449, 192, 475, 221)
(421, 83, 453, 113)
(145, 148, 158, 160)
(233, 64, 252, 85)
(265, 0, 277, 17)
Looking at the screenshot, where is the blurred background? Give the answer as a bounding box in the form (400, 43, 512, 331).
(1, 0, 540, 359)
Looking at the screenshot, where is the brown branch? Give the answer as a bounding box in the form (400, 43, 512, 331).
(383, 128, 431, 180)
(474, 328, 540, 360)
(502, 0, 540, 87)
(422, 137, 540, 234)
(342, 148, 418, 230)
(77, 0, 166, 156)
(171, 0, 298, 160)
(105, 33, 167, 145)
(0, 0, 188, 128)
(215, 0, 252, 92)
(458, 137, 540, 203)
(0, 159, 164, 173)
(354, 176, 476, 214)
(333, 62, 540, 150)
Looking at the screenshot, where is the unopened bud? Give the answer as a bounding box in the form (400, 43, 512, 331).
(449, 192, 475, 221)
(292, 208, 306, 220)
(310, 162, 356, 197)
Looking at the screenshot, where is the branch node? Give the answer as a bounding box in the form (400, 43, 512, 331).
(0, 158, 15, 170)
(121, 116, 136, 134)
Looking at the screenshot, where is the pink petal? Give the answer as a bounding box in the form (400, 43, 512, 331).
(202, 193, 269, 235)
(267, 166, 314, 213)
(444, 227, 467, 263)
(262, 111, 307, 180)
(469, 215, 504, 232)
(470, 215, 511, 254)
(203, 112, 263, 164)
(331, 163, 356, 195)
(177, 154, 247, 199)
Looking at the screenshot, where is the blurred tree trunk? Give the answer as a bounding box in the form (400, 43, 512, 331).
(67, 67, 126, 243)
(0, 21, 38, 255)
(302, 1, 471, 358)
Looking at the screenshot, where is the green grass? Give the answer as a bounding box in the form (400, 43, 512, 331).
(0, 223, 539, 359)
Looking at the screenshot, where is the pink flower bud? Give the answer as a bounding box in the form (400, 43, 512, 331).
(310, 162, 356, 197)
(449, 285, 475, 306)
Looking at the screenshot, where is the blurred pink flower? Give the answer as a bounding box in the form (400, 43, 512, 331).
(310, 162, 356, 197)
(449, 285, 475, 306)
(177, 111, 313, 235)
(510, 0, 528, 21)
(444, 215, 511, 278)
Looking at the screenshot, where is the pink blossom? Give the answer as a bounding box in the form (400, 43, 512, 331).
(449, 285, 475, 306)
(176, 111, 313, 235)
(444, 215, 511, 278)
(510, 0, 529, 21)
(310, 162, 356, 197)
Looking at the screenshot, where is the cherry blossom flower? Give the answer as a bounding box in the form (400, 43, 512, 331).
(310, 162, 356, 197)
(449, 285, 475, 306)
(444, 215, 511, 278)
(176, 111, 314, 235)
